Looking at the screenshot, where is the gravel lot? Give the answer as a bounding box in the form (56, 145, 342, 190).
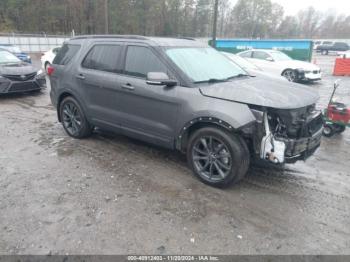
(0, 53, 349, 255)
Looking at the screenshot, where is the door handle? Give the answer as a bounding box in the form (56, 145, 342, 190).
(121, 83, 135, 91)
(76, 74, 85, 80)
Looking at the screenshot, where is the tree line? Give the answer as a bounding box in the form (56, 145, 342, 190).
(0, 0, 349, 39)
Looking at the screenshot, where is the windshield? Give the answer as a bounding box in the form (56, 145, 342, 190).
(222, 52, 260, 71)
(166, 47, 246, 83)
(0, 50, 21, 64)
(269, 51, 292, 61)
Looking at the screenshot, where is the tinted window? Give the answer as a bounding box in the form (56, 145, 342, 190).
(125, 46, 167, 78)
(323, 41, 332, 45)
(82, 45, 122, 73)
(252, 51, 270, 60)
(53, 47, 61, 55)
(334, 42, 348, 49)
(53, 44, 80, 65)
(239, 51, 252, 58)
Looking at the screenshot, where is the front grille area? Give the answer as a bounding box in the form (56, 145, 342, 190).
(8, 81, 39, 92)
(3, 72, 37, 81)
(280, 127, 322, 158)
(268, 105, 324, 139)
(312, 70, 320, 74)
(300, 111, 324, 137)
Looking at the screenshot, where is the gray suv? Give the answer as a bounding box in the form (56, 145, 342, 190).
(49, 35, 323, 187)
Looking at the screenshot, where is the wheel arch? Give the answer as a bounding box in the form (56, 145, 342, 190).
(281, 68, 294, 76)
(56, 91, 84, 122)
(175, 116, 255, 153)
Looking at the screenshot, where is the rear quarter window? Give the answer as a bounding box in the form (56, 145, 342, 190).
(239, 51, 252, 58)
(82, 44, 123, 73)
(53, 44, 80, 65)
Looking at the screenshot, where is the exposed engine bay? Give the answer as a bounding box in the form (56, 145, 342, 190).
(250, 104, 324, 164)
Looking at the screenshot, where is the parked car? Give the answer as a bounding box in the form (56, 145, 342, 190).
(41, 47, 61, 72)
(221, 52, 287, 80)
(0, 44, 31, 63)
(313, 40, 334, 50)
(316, 42, 349, 55)
(236, 49, 321, 82)
(0, 50, 46, 94)
(48, 36, 323, 187)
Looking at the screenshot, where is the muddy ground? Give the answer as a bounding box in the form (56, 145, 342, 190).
(0, 53, 349, 255)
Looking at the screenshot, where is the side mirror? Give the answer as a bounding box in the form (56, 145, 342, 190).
(266, 57, 274, 62)
(146, 72, 177, 87)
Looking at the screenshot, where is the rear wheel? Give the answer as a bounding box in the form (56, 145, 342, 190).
(59, 96, 92, 138)
(282, 69, 297, 82)
(187, 127, 250, 188)
(334, 124, 346, 133)
(323, 124, 335, 137)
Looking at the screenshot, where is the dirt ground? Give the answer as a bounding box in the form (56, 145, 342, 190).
(0, 53, 349, 255)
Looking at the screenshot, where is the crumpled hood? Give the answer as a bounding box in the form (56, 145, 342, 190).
(199, 76, 319, 109)
(0, 62, 37, 75)
(278, 60, 320, 71)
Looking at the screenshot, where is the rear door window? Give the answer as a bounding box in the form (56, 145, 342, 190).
(334, 42, 348, 49)
(52, 47, 61, 55)
(124, 46, 168, 78)
(53, 44, 80, 65)
(82, 44, 123, 73)
(239, 51, 252, 58)
(252, 51, 271, 60)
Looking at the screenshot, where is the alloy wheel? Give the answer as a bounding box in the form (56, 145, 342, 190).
(192, 136, 232, 182)
(62, 102, 82, 136)
(283, 70, 296, 82)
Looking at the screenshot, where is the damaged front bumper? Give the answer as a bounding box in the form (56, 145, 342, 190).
(258, 110, 323, 164)
(275, 127, 322, 163)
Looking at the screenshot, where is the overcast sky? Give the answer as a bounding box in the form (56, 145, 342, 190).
(229, 0, 350, 16)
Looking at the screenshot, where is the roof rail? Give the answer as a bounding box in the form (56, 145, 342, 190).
(71, 35, 149, 40)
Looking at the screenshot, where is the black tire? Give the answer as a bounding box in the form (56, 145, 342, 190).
(334, 124, 346, 133)
(282, 69, 297, 82)
(59, 96, 92, 138)
(323, 124, 335, 137)
(187, 127, 250, 188)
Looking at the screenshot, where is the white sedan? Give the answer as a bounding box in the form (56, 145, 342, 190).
(221, 52, 287, 81)
(236, 49, 321, 82)
(41, 47, 61, 72)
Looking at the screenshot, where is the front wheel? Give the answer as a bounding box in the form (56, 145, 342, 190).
(59, 96, 92, 138)
(323, 124, 335, 137)
(282, 69, 297, 82)
(187, 127, 250, 187)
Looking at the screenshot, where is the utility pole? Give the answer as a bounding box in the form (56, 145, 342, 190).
(104, 0, 109, 34)
(212, 0, 219, 48)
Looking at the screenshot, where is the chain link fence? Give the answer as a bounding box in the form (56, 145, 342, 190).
(0, 33, 71, 53)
